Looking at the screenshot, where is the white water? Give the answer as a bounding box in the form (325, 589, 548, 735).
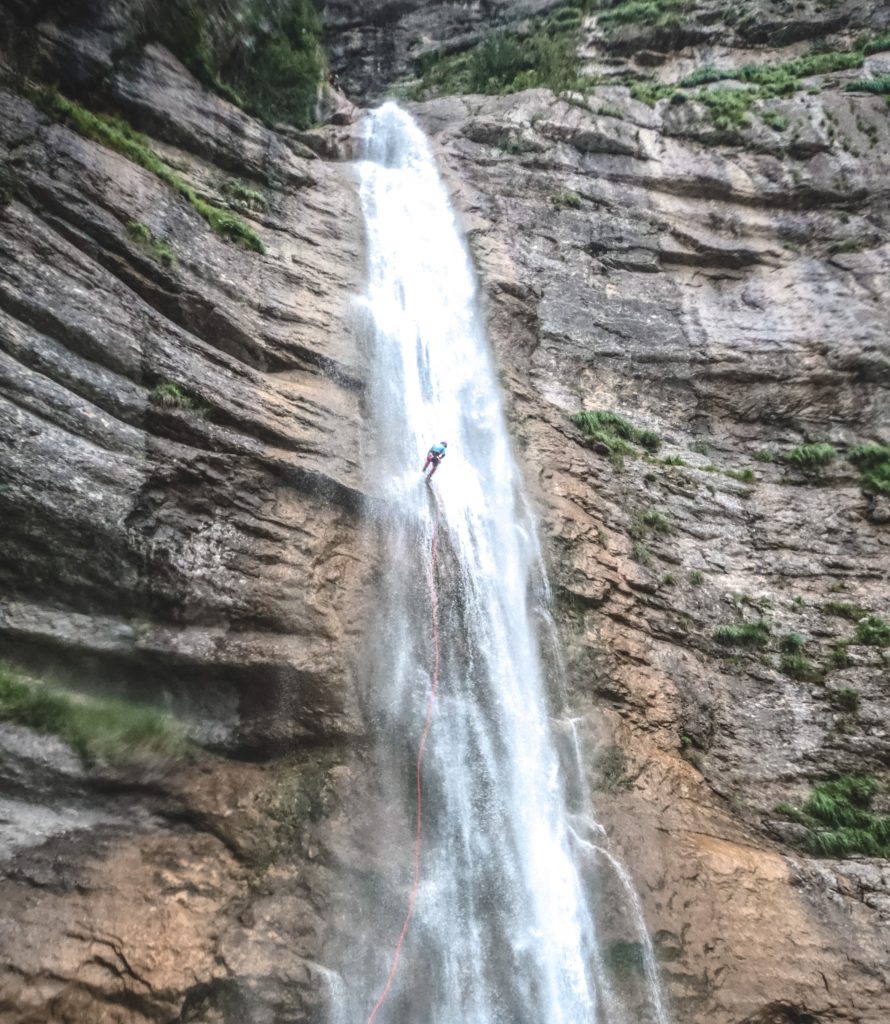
(339, 102, 669, 1024)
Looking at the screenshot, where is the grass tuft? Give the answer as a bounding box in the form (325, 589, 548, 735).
(714, 621, 770, 649)
(780, 653, 823, 682)
(571, 410, 660, 464)
(853, 616, 890, 648)
(784, 443, 837, 472)
(847, 444, 890, 496)
(149, 381, 209, 416)
(126, 220, 175, 267)
(777, 775, 890, 857)
(0, 662, 185, 764)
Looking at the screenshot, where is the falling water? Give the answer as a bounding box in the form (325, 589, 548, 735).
(337, 102, 669, 1024)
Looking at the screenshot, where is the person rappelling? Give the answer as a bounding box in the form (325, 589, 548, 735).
(422, 441, 447, 479)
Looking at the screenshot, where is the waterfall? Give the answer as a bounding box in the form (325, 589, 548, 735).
(335, 101, 669, 1024)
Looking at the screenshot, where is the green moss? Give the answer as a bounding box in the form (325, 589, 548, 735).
(35, 88, 264, 253)
(126, 220, 176, 267)
(777, 775, 890, 858)
(0, 662, 185, 764)
(848, 444, 890, 496)
(714, 621, 770, 649)
(606, 939, 645, 975)
(784, 443, 837, 472)
(853, 616, 890, 648)
(551, 190, 582, 209)
(161, 0, 325, 128)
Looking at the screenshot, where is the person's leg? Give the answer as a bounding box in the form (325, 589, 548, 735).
(428, 457, 439, 478)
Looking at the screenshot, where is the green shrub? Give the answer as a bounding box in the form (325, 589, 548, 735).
(661, 572, 676, 586)
(220, 178, 268, 213)
(823, 601, 867, 622)
(835, 688, 860, 713)
(632, 540, 651, 565)
(164, 0, 326, 128)
(698, 87, 755, 131)
(597, 0, 689, 28)
(761, 110, 788, 131)
(0, 662, 185, 764)
(714, 621, 770, 648)
(410, 8, 586, 98)
(829, 643, 851, 669)
(35, 88, 264, 252)
(847, 444, 890, 495)
(843, 76, 888, 95)
(853, 616, 890, 648)
(689, 569, 704, 585)
(724, 468, 755, 483)
(642, 508, 671, 533)
(780, 632, 805, 653)
(780, 653, 822, 682)
(661, 454, 686, 466)
(777, 775, 890, 857)
(784, 443, 837, 472)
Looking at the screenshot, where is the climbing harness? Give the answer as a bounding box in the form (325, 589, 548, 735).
(365, 489, 442, 1024)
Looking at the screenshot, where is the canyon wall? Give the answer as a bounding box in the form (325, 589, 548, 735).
(1, 2, 888, 1022)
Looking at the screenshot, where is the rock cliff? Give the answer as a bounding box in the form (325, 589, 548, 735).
(1, 2, 888, 1023)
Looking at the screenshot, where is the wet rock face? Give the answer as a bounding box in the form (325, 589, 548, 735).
(409, 29, 889, 1024)
(0, 43, 367, 753)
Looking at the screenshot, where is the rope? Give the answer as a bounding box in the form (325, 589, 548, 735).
(364, 488, 442, 1024)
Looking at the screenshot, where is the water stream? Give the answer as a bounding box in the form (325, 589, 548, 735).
(336, 101, 669, 1024)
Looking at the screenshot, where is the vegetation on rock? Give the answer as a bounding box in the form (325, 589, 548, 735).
(783, 443, 837, 472)
(713, 621, 770, 648)
(0, 662, 185, 764)
(777, 775, 890, 858)
(160, 0, 326, 128)
(126, 220, 176, 266)
(848, 443, 890, 495)
(34, 88, 265, 252)
(571, 410, 661, 465)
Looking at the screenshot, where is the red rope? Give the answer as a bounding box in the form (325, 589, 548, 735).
(364, 490, 442, 1024)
